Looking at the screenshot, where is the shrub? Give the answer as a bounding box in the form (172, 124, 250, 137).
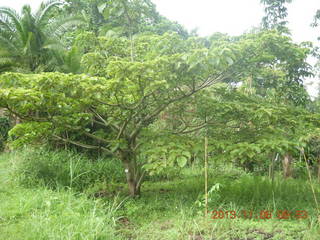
(10, 148, 125, 191)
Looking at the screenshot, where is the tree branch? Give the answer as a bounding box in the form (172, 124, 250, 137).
(53, 134, 114, 155)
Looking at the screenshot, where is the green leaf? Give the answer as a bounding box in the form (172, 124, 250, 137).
(98, 3, 107, 13)
(177, 156, 187, 168)
(182, 151, 191, 159)
(226, 57, 234, 65)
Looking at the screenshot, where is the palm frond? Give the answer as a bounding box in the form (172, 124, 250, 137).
(0, 53, 15, 73)
(22, 31, 33, 55)
(0, 35, 19, 53)
(0, 27, 15, 42)
(45, 15, 85, 38)
(35, 0, 63, 27)
(0, 17, 15, 34)
(0, 7, 23, 35)
(42, 40, 64, 51)
(62, 46, 82, 73)
(0, 56, 13, 64)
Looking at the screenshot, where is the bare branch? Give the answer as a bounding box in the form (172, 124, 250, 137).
(53, 134, 100, 149)
(5, 104, 49, 122)
(83, 131, 111, 145)
(90, 108, 120, 132)
(53, 134, 114, 155)
(173, 123, 207, 134)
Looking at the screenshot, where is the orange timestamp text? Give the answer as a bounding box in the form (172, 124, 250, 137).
(210, 210, 308, 220)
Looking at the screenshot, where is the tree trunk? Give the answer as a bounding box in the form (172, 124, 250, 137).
(120, 150, 143, 197)
(269, 153, 278, 182)
(282, 154, 292, 178)
(244, 160, 254, 172)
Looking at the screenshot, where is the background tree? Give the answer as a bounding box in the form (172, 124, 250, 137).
(205, 30, 312, 106)
(260, 0, 292, 33)
(62, 0, 189, 38)
(0, 0, 83, 72)
(160, 30, 315, 176)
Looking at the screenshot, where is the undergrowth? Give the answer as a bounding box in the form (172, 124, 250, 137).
(1, 149, 320, 239)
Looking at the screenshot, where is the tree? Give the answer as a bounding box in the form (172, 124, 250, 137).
(166, 30, 315, 176)
(312, 9, 320, 30)
(260, 0, 292, 33)
(0, 27, 315, 194)
(62, 0, 189, 38)
(0, 33, 238, 196)
(0, 0, 83, 72)
(62, 0, 105, 35)
(207, 30, 312, 106)
(168, 81, 320, 175)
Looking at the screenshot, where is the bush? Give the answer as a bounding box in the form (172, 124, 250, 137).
(10, 148, 125, 191)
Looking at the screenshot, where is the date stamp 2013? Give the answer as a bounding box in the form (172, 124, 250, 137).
(210, 210, 308, 220)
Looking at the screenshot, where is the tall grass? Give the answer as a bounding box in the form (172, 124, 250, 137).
(0, 189, 123, 240)
(0, 152, 124, 240)
(8, 147, 125, 191)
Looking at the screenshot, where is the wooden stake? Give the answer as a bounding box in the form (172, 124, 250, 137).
(302, 149, 320, 219)
(204, 135, 208, 217)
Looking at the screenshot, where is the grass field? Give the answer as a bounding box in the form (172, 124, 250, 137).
(1, 150, 320, 239)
